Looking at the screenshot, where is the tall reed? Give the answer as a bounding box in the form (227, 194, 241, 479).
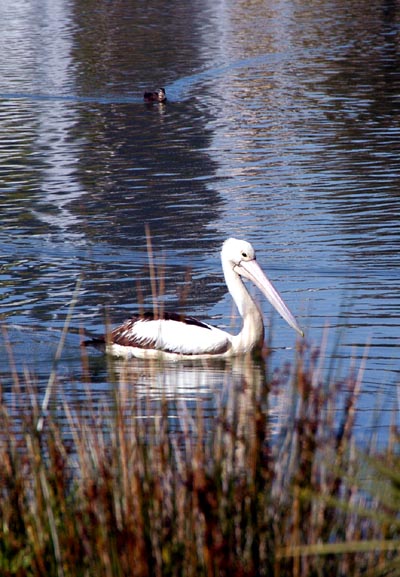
(0, 336, 398, 577)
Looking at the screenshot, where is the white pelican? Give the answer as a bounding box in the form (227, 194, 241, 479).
(87, 238, 304, 360)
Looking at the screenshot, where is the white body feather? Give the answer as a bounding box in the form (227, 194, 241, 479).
(107, 318, 231, 359)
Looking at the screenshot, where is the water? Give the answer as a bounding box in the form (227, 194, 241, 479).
(0, 0, 399, 442)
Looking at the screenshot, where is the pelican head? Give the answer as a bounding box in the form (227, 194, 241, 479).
(221, 238, 304, 337)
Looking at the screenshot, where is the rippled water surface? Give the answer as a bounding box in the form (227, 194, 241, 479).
(0, 0, 399, 440)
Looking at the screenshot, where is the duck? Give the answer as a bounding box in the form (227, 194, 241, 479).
(143, 88, 166, 103)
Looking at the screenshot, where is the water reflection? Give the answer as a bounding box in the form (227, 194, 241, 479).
(107, 355, 264, 400)
(84, 354, 271, 444)
(69, 100, 222, 253)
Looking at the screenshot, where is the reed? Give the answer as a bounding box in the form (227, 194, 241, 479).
(0, 333, 398, 577)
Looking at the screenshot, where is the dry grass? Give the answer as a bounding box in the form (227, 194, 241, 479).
(0, 334, 398, 577)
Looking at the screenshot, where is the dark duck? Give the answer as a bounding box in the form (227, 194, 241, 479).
(143, 88, 166, 103)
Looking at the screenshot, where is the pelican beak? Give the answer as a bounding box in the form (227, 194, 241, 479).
(235, 259, 304, 337)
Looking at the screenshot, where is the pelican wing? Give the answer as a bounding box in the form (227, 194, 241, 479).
(110, 312, 231, 355)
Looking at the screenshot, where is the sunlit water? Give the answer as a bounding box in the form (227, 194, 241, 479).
(0, 0, 399, 442)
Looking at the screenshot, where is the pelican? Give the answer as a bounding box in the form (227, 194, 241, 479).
(87, 238, 303, 360)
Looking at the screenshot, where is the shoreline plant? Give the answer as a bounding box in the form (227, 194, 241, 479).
(0, 336, 398, 577)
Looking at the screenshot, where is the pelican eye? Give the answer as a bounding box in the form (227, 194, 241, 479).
(241, 251, 248, 258)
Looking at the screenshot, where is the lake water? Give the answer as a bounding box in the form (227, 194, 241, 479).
(0, 0, 399, 442)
